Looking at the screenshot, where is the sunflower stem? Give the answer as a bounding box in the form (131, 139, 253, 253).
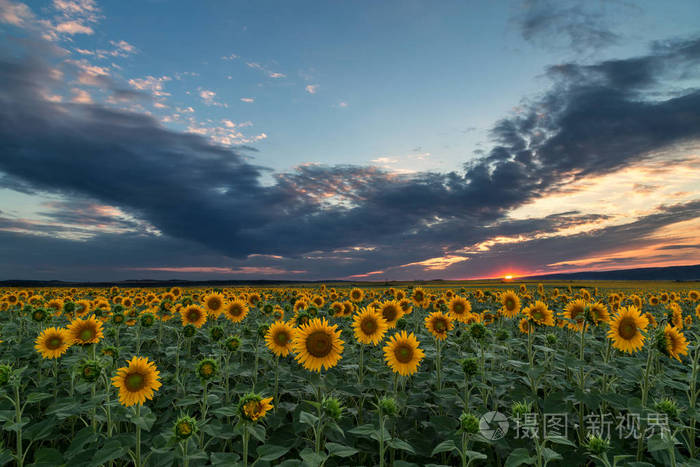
(436, 338, 443, 391)
(273, 356, 279, 411)
(636, 346, 655, 461)
(135, 404, 142, 467)
(242, 426, 250, 467)
(14, 384, 23, 467)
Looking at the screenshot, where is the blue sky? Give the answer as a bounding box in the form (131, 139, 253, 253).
(1, 0, 700, 280)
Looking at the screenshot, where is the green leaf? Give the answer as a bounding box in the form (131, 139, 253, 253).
(348, 423, 376, 436)
(465, 450, 488, 462)
(246, 423, 266, 442)
(90, 440, 127, 466)
(25, 392, 52, 404)
(545, 435, 576, 447)
(211, 406, 238, 417)
(431, 440, 458, 456)
(0, 450, 13, 467)
(24, 417, 58, 441)
(256, 444, 291, 462)
(299, 410, 318, 426)
(300, 448, 328, 467)
(388, 438, 415, 454)
(541, 447, 562, 463)
(209, 452, 241, 465)
(326, 442, 358, 458)
(64, 427, 97, 460)
(31, 447, 64, 466)
(505, 448, 536, 467)
(128, 411, 156, 432)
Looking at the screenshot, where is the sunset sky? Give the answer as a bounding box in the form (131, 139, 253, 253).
(1, 0, 699, 281)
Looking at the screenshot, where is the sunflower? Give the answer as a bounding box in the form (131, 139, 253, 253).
(112, 356, 162, 407)
(75, 299, 91, 316)
(659, 324, 688, 361)
(383, 331, 425, 376)
(352, 308, 388, 345)
(689, 290, 700, 302)
(265, 321, 295, 357)
(349, 288, 364, 302)
(424, 311, 454, 340)
(523, 301, 554, 326)
(607, 306, 649, 354)
(518, 318, 532, 335)
(238, 393, 274, 422)
(202, 293, 225, 317)
(499, 291, 520, 319)
(411, 287, 426, 306)
(224, 300, 249, 323)
(649, 296, 660, 306)
(247, 293, 261, 307)
(181, 305, 207, 328)
(292, 318, 344, 372)
(378, 300, 404, 328)
(67, 316, 104, 345)
(588, 302, 610, 325)
(35, 327, 71, 359)
(448, 296, 472, 322)
(562, 299, 587, 331)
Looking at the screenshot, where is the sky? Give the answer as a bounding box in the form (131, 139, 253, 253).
(0, 0, 699, 281)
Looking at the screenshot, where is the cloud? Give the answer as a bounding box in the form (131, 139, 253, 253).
(240, 97, 254, 103)
(514, 0, 626, 53)
(0, 31, 699, 279)
(0, 0, 34, 26)
(305, 84, 318, 94)
(246, 62, 286, 79)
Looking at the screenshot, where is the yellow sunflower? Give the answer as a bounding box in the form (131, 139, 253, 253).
(588, 302, 610, 324)
(607, 306, 649, 354)
(378, 300, 404, 328)
(35, 327, 71, 359)
(75, 299, 92, 316)
(499, 291, 520, 318)
(562, 299, 587, 331)
(67, 316, 104, 345)
(349, 288, 364, 302)
(112, 356, 162, 407)
(265, 321, 295, 357)
(224, 300, 249, 323)
(661, 324, 688, 361)
(523, 301, 554, 326)
(352, 308, 388, 345)
(383, 331, 425, 376)
(448, 296, 472, 322)
(411, 287, 426, 306)
(202, 293, 225, 318)
(181, 305, 207, 328)
(240, 395, 274, 422)
(424, 311, 454, 340)
(292, 318, 344, 372)
(518, 318, 532, 334)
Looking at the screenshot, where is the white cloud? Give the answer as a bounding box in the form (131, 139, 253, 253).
(128, 75, 171, 97)
(246, 61, 286, 79)
(0, 0, 35, 27)
(71, 88, 92, 104)
(337, 101, 348, 108)
(221, 53, 238, 60)
(240, 97, 254, 103)
(55, 19, 92, 34)
(305, 84, 319, 94)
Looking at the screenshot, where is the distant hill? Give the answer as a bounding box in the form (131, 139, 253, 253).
(520, 264, 700, 281)
(0, 264, 698, 287)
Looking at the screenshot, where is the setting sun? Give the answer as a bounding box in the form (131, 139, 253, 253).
(504, 274, 513, 280)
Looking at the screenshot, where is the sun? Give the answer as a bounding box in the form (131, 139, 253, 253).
(504, 274, 513, 280)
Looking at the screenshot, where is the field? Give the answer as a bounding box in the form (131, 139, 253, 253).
(0, 282, 699, 467)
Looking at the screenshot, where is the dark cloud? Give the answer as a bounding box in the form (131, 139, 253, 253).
(0, 31, 700, 279)
(515, 0, 625, 53)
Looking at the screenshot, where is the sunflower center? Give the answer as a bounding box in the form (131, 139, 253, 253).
(505, 298, 515, 310)
(454, 303, 465, 314)
(533, 310, 544, 321)
(306, 331, 332, 358)
(187, 310, 200, 321)
(394, 344, 414, 363)
(618, 317, 638, 340)
(360, 317, 377, 335)
(125, 372, 145, 391)
(275, 331, 289, 345)
(47, 337, 62, 350)
(434, 319, 447, 333)
(382, 306, 398, 322)
(208, 298, 221, 310)
(79, 328, 95, 341)
(230, 305, 242, 316)
(201, 364, 213, 376)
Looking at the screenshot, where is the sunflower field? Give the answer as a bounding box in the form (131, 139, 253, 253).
(0, 283, 698, 466)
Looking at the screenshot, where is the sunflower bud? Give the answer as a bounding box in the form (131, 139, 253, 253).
(31, 308, 48, 323)
(79, 360, 101, 383)
(469, 323, 487, 340)
(140, 312, 155, 328)
(583, 434, 609, 455)
(378, 396, 398, 417)
(655, 398, 679, 419)
(196, 358, 218, 381)
(210, 326, 224, 342)
(512, 400, 532, 419)
(0, 364, 12, 386)
(174, 415, 198, 441)
(101, 345, 119, 359)
(545, 333, 558, 346)
(322, 396, 343, 421)
(225, 335, 241, 352)
(183, 324, 196, 338)
(460, 358, 479, 378)
(257, 324, 270, 339)
(459, 412, 480, 434)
